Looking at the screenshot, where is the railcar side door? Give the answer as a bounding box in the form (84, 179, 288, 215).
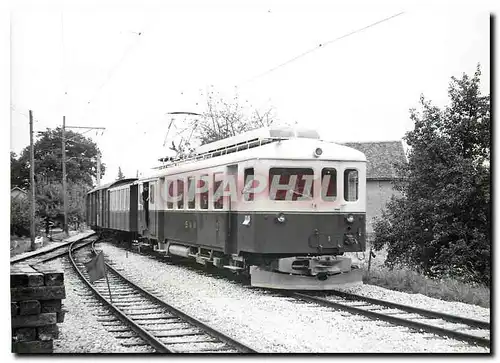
(148, 180, 158, 239)
(138, 182, 148, 234)
(213, 171, 228, 251)
(223, 165, 238, 254)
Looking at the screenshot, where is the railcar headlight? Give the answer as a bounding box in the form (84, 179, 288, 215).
(313, 147, 323, 158)
(346, 214, 354, 224)
(276, 213, 286, 223)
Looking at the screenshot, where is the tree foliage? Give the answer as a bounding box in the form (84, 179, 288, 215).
(373, 66, 490, 285)
(11, 196, 32, 237)
(169, 89, 276, 157)
(11, 127, 105, 234)
(117, 166, 125, 180)
(197, 89, 276, 145)
(36, 180, 88, 229)
(13, 127, 105, 188)
(11, 152, 29, 189)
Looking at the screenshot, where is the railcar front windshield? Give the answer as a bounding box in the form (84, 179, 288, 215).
(268, 168, 314, 201)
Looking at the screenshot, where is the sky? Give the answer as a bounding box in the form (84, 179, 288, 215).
(9, 1, 492, 184)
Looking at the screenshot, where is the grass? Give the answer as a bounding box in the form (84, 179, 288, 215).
(345, 243, 490, 309)
(10, 236, 33, 257)
(10, 229, 68, 257)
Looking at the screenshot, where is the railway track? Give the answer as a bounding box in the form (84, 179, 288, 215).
(69, 240, 255, 354)
(10, 233, 98, 267)
(288, 291, 490, 348)
(93, 239, 490, 351)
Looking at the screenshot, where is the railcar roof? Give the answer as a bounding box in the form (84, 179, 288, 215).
(88, 178, 138, 193)
(145, 138, 366, 179)
(195, 126, 320, 155)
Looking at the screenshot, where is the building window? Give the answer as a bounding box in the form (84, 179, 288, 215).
(344, 169, 358, 201)
(268, 168, 314, 201)
(213, 172, 224, 209)
(187, 177, 195, 209)
(177, 179, 184, 209)
(321, 168, 337, 201)
(243, 168, 255, 201)
(199, 175, 209, 210)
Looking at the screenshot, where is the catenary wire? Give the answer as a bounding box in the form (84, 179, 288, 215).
(239, 11, 405, 85)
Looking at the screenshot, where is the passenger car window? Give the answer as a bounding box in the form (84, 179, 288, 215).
(243, 168, 255, 201)
(166, 180, 174, 209)
(199, 175, 209, 210)
(321, 168, 337, 201)
(213, 172, 224, 209)
(177, 179, 184, 209)
(187, 177, 195, 209)
(344, 169, 359, 201)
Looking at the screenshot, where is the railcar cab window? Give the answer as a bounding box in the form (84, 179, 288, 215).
(177, 179, 184, 209)
(187, 177, 195, 209)
(344, 169, 359, 201)
(321, 168, 337, 201)
(213, 172, 224, 209)
(199, 175, 209, 210)
(269, 168, 314, 201)
(243, 168, 255, 201)
(150, 184, 154, 204)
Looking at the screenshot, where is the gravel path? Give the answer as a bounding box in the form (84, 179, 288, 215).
(96, 242, 490, 353)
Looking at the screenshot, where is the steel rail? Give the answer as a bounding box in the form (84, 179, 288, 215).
(69, 241, 172, 353)
(291, 292, 490, 348)
(10, 233, 97, 265)
(34, 239, 97, 265)
(93, 242, 256, 353)
(102, 261, 256, 353)
(328, 289, 490, 330)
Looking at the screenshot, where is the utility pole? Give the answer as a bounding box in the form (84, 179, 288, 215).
(61, 123, 105, 235)
(29, 110, 36, 250)
(62, 116, 68, 236)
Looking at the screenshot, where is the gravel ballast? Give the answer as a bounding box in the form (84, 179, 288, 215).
(40, 257, 154, 353)
(94, 242, 489, 353)
(334, 284, 490, 323)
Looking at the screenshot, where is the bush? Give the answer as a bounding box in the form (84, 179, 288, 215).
(11, 197, 31, 237)
(373, 66, 490, 286)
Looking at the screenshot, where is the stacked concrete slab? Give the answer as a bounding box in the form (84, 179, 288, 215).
(11, 264, 66, 353)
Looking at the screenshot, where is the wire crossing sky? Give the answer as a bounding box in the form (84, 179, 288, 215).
(240, 11, 405, 85)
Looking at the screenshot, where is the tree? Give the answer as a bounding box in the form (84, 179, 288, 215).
(117, 166, 125, 180)
(16, 127, 105, 188)
(36, 180, 88, 230)
(11, 152, 29, 189)
(169, 88, 276, 156)
(11, 127, 105, 236)
(11, 196, 32, 237)
(373, 65, 490, 285)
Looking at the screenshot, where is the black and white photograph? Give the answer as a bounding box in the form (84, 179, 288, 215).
(8, 0, 491, 355)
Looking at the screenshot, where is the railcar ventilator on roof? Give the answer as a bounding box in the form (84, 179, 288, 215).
(87, 126, 367, 290)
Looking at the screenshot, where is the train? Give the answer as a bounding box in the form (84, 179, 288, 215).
(86, 126, 367, 289)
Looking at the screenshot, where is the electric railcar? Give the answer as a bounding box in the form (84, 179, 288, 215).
(86, 127, 367, 289)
